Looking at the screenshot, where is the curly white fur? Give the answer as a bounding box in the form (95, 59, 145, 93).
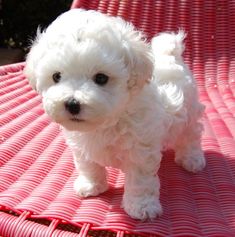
(24, 9, 206, 220)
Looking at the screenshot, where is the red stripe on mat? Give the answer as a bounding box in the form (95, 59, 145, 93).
(1, 0, 235, 236)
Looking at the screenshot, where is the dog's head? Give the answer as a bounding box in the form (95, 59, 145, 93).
(24, 9, 153, 132)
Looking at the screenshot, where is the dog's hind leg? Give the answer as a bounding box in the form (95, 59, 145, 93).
(174, 121, 206, 173)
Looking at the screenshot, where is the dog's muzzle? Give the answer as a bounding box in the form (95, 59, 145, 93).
(65, 97, 81, 115)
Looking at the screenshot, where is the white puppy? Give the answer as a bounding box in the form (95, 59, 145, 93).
(24, 9, 206, 220)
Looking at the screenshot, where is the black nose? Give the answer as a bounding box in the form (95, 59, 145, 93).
(65, 98, 81, 115)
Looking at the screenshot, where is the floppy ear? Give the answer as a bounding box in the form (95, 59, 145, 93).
(24, 48, 37, 91)
(123, 28, 153, 94)
(24, 29, 43, 91)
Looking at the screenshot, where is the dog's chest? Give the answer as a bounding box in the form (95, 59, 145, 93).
(75, 128, 133, 169)
(94, 133, 133, 169)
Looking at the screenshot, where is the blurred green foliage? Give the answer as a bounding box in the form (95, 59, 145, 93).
(0, 0, 72, 51)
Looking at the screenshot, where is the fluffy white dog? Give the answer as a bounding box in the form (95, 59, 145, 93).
(24, 9, 206, 220)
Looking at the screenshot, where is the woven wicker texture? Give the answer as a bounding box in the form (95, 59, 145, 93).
(0, 0, 235, 236)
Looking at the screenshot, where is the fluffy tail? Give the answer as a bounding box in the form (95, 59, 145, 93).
(151, 31, 193, 112)
(151, 30, 186, 59)
(151, 30, 188, 82)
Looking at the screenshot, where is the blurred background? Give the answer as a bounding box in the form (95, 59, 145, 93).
(0, 0, 72, 65)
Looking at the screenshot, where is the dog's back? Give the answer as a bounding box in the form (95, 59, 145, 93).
(150, 32, 204, 149)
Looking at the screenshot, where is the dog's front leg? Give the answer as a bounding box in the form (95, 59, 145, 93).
(122, 152, 163, 220)
(74, 157, 108, 197)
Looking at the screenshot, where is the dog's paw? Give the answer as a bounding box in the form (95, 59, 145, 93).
(74, 175, 108, 197)
(123, 194, 163, 220)
(176, 152, 206, 173)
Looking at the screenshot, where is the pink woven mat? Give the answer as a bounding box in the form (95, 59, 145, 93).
(1, 0, 235, 236)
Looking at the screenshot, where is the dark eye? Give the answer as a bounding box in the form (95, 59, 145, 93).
(52, 72, 61, 83)
(94, 73, 109, 86)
